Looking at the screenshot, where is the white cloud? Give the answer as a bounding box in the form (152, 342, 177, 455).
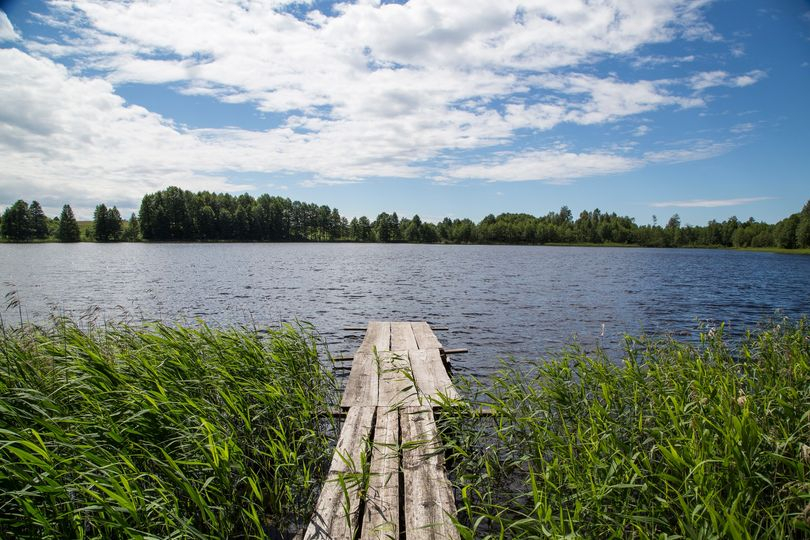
(0, 11, 20, 41)
(730, 43, 745, 57)
(651, 197, 775, 208)
(730, 122, 755, 134)
(0, 0, 769, 206)
(690, 69, 766, 90)
(634, 125, 651, 137)
(632, 54, 696, 67)
(446, 137, 738, 183)
(644, 140, 734, 163)
(447, 149, 641, 183)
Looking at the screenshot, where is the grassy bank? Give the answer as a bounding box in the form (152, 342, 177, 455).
(734, 246, 810, 256)
(2, 318, 808, 538)
(0, 319, 338, 539)
(440, 320, 810, 538)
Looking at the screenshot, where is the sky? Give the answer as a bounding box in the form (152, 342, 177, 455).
(0, 0, 808, 224)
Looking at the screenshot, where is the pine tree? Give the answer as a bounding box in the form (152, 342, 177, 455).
(57, 204, 81, 242)
(29, 200, 50, 239)
(93, 204, 109, 242)
(124, 213, 140, 241)
(107, 206, 123, 241)
(1, 200, 33, 241)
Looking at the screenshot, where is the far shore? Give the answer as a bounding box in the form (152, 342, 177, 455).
(2, 238, 810, 255)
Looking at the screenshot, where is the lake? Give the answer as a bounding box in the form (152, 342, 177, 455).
(2, 243, 808, 377)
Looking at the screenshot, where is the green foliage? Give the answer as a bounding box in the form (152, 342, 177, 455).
(5, 190, 810, 249)
(57, 204, 81, 242)
(138, 187, 347, 242)
(93, 203, 123, 242)
(0, 319, 338, 538)
(440, 321, 810, 538)
(121, 212, 140, 242)
(1, 200, 33, 241)
(29, 201, 50, 239)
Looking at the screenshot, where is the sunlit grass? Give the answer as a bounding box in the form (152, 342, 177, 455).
(440, 320, 810, 539)
(4, 315, 808, 538)
(0, 318, 339, 539)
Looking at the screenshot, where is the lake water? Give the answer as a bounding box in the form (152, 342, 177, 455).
(2, 243, 808, 377)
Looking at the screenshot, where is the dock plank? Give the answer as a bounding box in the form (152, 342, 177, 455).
(309, 321, 461, 539)
(411, 322, 443, 350)
(361, 408, 399, 540)
(390, 322, 418, 351)
(401, 407, 459, 540)
(409, 349, 459, 403)
(358, 322, 391, 353)
(378, 351, 418, 408)
(341, 351, 379, 408)
(305, 407, 375, 540)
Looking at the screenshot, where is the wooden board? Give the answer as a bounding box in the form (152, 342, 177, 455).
(361, 408, 399, 540)
(401, 407, 459, 540)
(378, 351, 418, 408)
(305, 406, 375, 539)
(408, 349, 459, 404)
(411, 322, 443, 350)
(358, 321, 391, 353)
(390, 322, 418, 351)
(341, 351, 379, 408)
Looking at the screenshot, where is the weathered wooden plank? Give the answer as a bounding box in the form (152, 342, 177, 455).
(401, 407, 460, 540)
(361, 408, 400, 540)
(390, 322, 418, 351)
(409, 349, 459, 403)
(378, 351, 418, 408)
(341, 351, 379, 407)
(358, 321, 391, 353)
(305, 407, 375, 540)
(411, 322, 443, 350)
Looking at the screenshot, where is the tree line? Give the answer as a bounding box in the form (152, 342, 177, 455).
(2, 187, 809, 249)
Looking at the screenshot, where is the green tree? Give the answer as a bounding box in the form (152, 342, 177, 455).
(404, 214, 422, 242)
(198, 205, 217, 240)
(93, 204, 109, 242)
(107, 206, 123, 241)
(357, 216, 372, 241)
(1, 200, 33, 241)
(123, 212, 140, 241)
(93, 204, 123, 241)
(795, 200, 810, 248)
(30, 200, 50, 239)
(774, 215, 799, 249)
(374, 212, 392, 242)
(57, 204, 81, 242)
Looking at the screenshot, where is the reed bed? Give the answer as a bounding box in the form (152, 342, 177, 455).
(0, 318, 338, 539)
(440, 320, 810, 539)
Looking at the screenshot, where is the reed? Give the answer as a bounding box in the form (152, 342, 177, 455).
(0, 317, 339, 539)
(440, 320, 810, 539)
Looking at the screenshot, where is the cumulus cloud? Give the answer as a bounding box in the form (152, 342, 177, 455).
(0, 11, 20, 41)
(0, 0, 770, 204)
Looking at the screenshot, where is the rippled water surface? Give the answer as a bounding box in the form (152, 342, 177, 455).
(2, 243, 809, 377)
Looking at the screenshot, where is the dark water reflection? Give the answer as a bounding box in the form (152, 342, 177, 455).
(2, 243, 808, 378)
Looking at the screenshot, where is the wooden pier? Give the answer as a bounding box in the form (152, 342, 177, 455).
(305, 322, 461, 540)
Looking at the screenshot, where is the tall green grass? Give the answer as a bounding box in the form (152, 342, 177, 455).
(440, 320, 810, 539)
(0, 318, 338, 539)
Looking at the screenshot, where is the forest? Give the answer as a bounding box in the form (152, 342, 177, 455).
(2, 186, 809, 249)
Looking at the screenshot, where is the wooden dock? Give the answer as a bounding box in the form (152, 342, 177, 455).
(305, 322, 461, 540)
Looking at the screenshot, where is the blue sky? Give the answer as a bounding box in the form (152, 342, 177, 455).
(0, 0, 808, 224)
